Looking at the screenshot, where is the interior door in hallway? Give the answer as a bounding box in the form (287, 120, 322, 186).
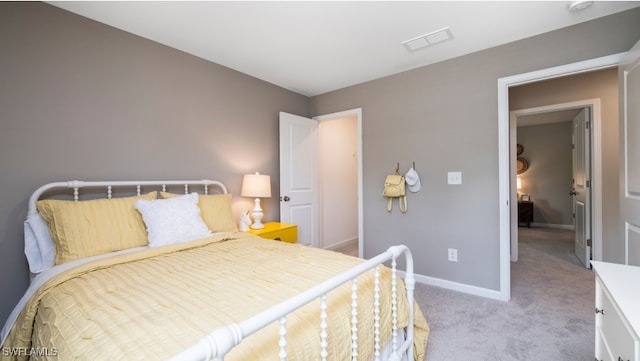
(572, 108, 591, 268)
(279, 112, 318, 247)
(620, 40, 640, 266)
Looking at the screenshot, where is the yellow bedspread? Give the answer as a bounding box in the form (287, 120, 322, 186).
(2, 233, 428, 360)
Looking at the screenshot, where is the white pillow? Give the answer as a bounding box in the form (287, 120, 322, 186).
(24, 212, 55, 274)
(135, 192, 212, 247)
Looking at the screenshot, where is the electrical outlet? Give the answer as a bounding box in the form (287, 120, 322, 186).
(448, 248, 458, 262)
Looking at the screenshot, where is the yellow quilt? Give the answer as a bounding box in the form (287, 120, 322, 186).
(2, 233, 428, 360)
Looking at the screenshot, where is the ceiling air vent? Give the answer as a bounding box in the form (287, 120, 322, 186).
(402, 27, 453, 52)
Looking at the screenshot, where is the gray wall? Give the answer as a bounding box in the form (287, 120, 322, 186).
(510, 67, 621, 261)
(311, 9, 640, 290)
(517, 122, 573, 227)
(1, 2, 639, 326)
(0, 3, 308, 324)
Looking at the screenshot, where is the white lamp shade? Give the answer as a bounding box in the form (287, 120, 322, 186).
(241, 173, 271, 230)
(241, 173, 271, 198)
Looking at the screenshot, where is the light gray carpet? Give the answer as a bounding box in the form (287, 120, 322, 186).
(415, 227, 595, 361)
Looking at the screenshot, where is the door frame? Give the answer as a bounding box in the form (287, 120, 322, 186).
(509, 100, 601, 263)
(314, 108, 363, 257)
(497, 52, 624, 301)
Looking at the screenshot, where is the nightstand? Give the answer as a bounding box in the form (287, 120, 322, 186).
(248, 222, 298, 243)
(518, 201, 533, 227)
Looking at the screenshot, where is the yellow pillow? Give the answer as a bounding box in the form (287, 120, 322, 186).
(37, 192, 157, 265)
(161, 192, 238, 233)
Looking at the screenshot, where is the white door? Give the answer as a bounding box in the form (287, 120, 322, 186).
(620, 40, 640, 266)
(572, 108, 591, 267)
(279, 112, 318, 247)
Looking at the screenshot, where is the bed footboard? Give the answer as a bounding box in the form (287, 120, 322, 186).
(171, 245, 415, 361)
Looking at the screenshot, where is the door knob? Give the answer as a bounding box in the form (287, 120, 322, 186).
(281, 195, 291, 202)
(569, 190, 577, 196)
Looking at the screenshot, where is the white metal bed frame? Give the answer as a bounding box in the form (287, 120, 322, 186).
(27, 180, 417, 361)
(27, 179, 228, 217)
(172, 245, 415, 361)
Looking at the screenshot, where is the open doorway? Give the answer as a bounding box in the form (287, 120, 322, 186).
(314, 109, 363, 257)
(279, 109, 362, 254)
(509, 100, 600, 267)
(510, 103, 596, 268)
(497, 53, 623, 301)
(318, 115, 358, 254)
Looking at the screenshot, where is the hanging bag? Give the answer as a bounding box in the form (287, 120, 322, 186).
(382, 168, 407, 213)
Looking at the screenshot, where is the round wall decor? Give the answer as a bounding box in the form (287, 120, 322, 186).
(517, 157, 529, 174)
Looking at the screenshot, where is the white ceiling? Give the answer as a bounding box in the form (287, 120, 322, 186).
(49, 1, 640, 96)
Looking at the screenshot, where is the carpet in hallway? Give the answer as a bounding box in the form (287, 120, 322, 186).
(415, 227, 595, 360)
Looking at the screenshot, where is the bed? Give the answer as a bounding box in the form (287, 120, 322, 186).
(0, 180, 429, 361)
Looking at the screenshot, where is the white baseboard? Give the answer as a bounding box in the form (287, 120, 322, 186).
(402, 222, 573, 301)
(398, 271, 507, 301)
(324, 237, 358, 251)
(529, 222, 574, 230)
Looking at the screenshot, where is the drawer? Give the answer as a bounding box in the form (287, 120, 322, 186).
(258, 226, 297, 243)
(599, 286, 636, 361)
(249, 222, 298, 243)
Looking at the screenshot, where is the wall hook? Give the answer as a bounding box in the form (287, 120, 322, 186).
(395, 162, 400, 174)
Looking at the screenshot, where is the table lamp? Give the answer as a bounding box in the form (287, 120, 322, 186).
(241, 172, 271, 229)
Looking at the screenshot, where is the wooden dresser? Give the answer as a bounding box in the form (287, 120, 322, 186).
(518, 201, 533, 227)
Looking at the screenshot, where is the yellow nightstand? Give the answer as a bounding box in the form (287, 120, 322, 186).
(248, 222, 298, 243)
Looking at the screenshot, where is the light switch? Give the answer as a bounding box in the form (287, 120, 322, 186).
(448, 172, 462, 185)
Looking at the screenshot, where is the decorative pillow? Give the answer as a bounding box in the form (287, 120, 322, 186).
(135, 192, 212, 247)
(24, 212, 56, 274)
(161, 192, 238, 233)
(37, 192, 157, 265)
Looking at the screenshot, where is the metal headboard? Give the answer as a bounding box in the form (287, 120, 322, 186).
(27, 179, 228, 216)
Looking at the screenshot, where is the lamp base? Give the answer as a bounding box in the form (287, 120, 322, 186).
(250, 198, 265, 229)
